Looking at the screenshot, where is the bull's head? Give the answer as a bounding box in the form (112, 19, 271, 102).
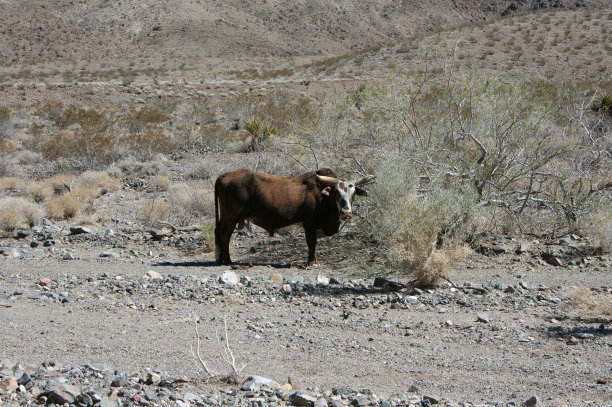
(316, 174, 376, 220)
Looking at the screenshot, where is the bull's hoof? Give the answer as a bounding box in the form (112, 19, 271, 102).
(307, 261, 321, 267)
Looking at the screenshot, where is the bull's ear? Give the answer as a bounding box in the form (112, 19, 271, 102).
(321, 186, 332, 196)
(355, 187, 368, 196)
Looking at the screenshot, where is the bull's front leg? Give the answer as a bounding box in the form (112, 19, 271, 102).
(304, 226, 319, 266)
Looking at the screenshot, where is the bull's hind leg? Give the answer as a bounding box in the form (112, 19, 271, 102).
(215, 217, 238, 265)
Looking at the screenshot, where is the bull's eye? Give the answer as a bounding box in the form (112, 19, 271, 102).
(349, 184, 354, 188)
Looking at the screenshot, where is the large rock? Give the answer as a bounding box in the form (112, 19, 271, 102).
(45, 383, 81, 404)
(0, 376, 18, 393)
(219, 271, 239, 286)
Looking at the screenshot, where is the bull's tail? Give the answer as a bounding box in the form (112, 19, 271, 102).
(214, 177, 221, 263)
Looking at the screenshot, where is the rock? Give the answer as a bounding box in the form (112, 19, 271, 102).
(100, 398, 119, 407)
(17, 372, 31, 385)
(423, 395, 440, 405)
(291, 393, 318, 407)
(70, 226, 91, 235)
(314, 397, 328, 407)
(13, 230, 30, 239)
(492, 245, 506, 254)
(515, 241, 531, 254)
(477, 313, 489, 323)
(270, 273, 284, 283)
(288, 376, 305, 390)
(145, 270, 163, 280)
(219, 271, 239, 286)
(351, 396, 369, 406)
(46, 383, 81, 404)
(111, 376, 129, 387)
(566, 336, 580, 345)
(521, 395, 539, 406)
(100, 251, 120, 258)
(542, 253, 563, 267)
(38, 278, 55, 287)
(0, 376, 18, 393)
(147, 372, 162, 384)
(282, 284, 292, 293)
(316, 275, 330, 285)
(62, 252, 75, 260)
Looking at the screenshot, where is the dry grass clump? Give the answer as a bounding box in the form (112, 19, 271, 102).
(567, 287, 612, 320)
(152, 175, 171, 191)
(0, 176, 25, 194)
(118, 157, 167, 176)
(168, 182, 213, 226)
(26, 181, 54, 203)
(0, 197, 44, 234)
(46, 194, 83, 220)
(71, 170, 121, 202)
(139, 199, 171, 225)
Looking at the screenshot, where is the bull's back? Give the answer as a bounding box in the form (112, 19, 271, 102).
(216, 169, 318, 229)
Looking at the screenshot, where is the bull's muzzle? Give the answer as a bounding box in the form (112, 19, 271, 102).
(340, 210, 353, 220)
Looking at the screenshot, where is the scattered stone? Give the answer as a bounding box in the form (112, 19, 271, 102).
(316, 275, 330, 285)
(45, 383, 81, 404)
(219, 271, 239, 286)
(288, 376, 305, 391)
(0, 377, 18, 393)
(566, 336, 579, 345)
(270, 273, 284, 283)
(542, 253, 563, 267)
(515, 241, 532, 254)
(100, 397, 119, 407)
(100, 250, 120, 258)
(145, 270, 163, 280)
(70, 226, 92, 235)
(477, 313, 489, 323)
(492, 245, 506, 254)
(291, 393, 317, 407)
(13, 230, 30, 239)
(521, 395, 539, 406)
(62, 252, 75, 260)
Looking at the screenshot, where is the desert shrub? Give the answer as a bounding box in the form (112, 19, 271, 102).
(26, 181, 54, 203)
(168, 182, 213, 226)
(0, 197, 43, 233)
(0, 176, 25, 194)
(14, 149, 42, 164)
(366, 158, 474, 285)
(76, 170, 120, 192)
(49, 173, 77, 194)
(0, 156, 19, 177)
(567, 287, 612, 319)
(139, 198, 171, 224)
(244, 118, 276, 152)
(117, 157, 167, 176)
(46, 194, 83, 220)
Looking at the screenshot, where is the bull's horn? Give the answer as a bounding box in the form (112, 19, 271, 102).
(354, 175, 376, 186)
(316, 175, 339, 185)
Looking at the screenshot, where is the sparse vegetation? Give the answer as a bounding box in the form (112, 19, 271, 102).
(0, 197, 43, 234)
(46, 194, 83, 220)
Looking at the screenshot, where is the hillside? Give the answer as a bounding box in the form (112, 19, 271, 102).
(1, 0, 609, 67)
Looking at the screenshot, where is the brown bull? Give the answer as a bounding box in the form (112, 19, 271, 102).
(214, 168, 374, 265)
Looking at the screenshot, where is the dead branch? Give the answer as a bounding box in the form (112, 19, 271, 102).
(191, 314, 218, 379)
